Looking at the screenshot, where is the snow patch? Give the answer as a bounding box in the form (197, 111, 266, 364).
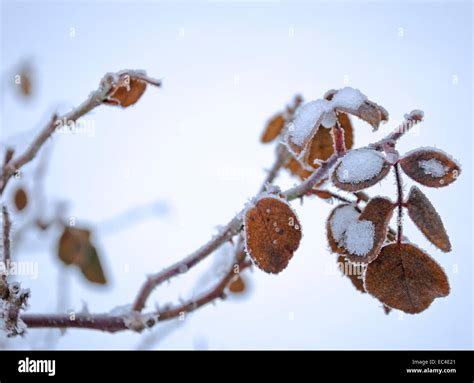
(336, 148, 385, 184)
(290, 100, 331, 146)
(331, 87, 368, 110)
(419, 159, 447, 178)
(344, 220, 375, 256)
(330, 204, 360, 243)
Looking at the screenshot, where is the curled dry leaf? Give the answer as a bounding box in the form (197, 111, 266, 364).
(328, 87, 388, 130)
(336, 99, 388, 130)
(399, 148, 460, 188)
(365, 243, 449, 314)
(104, 71, 160, 108)
(337, 255, 366, 293)
(244, 196, 302, 274)
(406, 186, 451, 252)
(261, 94, 303, 144)
(58, 226, 107, 284)
(344, 197, 394, 264)
(332, 148, 390, 192)
(261, 114, 286, 143)
(13, 187, 28, 211)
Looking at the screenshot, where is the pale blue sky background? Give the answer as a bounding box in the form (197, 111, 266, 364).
(0, 0, 472, 349)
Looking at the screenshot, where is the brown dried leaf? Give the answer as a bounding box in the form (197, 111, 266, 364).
(58, 227, 91, 265)
(13, 188, 28, 211)
(336, 100, 388, 130)
(337, 255, 366, 293)
(285, 157, 313, 180)
(304, 115, 353, 170)
(332, 148, 391, 192)
(261, 114, 285, 143)
(104, 77, 146, 107)
(399, 149, 460, 188)
(58, 226, 107, 284)
(305, 127, 335, 169)
(311, 190, 334, 200)
(406, 186, 451, 252)
(103, 71, 160, 108)
(244, 196, 302, 274)
(228, 275, 246, 293)
(79, 245, 107, 285)
(15, 65, 33, 98)
(365, 243, 450, 314)
(344, 197, 394, 264)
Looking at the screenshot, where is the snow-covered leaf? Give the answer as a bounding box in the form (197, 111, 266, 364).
(365, 243, 450, 314)
(399, 148, 460, 188)
(244, 196, 302, 274)
(329, 87, 388, 130)
(287, 87, 385, 160)
(332, 148, 390, 191)
(287, 99, 331, 155)
(326, 203, 360, 255)
(344, 197, 394, 263)
(406, 186, 451, 252)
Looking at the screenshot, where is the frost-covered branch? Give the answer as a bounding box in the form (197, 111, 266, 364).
(8, 76, 448, 334)
(20, 110, 419, 332)
(21, 253, 251, 332)
(2, 205, 12, 268)
(0, 70, 161, 195)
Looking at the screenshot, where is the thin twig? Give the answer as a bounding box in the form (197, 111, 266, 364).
(22, 256, 251, 332)
(394, 163, 404, 245)
(369, 109, 424, 152)
(2, 205, 12, 269)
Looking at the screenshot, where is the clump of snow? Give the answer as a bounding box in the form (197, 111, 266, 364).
(290, 99, 331, 146)
(344, 220, 375, 256)
(330, 205, 360, 242)
(419, 159, 447, 178)
(336, 148, 385, 184)
(331, 87, 368, 110)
